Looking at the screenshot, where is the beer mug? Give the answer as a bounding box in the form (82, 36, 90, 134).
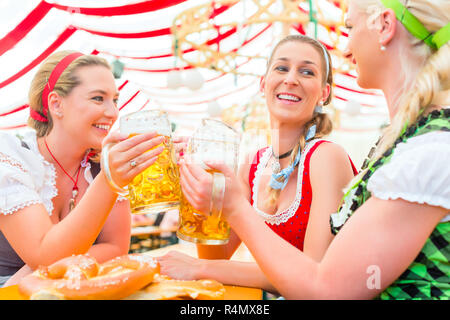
(103, 110, 181, 214)
(177, 119, 240, 245)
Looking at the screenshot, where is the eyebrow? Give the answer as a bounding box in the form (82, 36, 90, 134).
(275, 57, 318, 66)
(88, 89, 119, 96)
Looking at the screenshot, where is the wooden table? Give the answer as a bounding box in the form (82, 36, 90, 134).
(0, 243, 262, 300)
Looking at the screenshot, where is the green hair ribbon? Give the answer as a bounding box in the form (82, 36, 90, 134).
(380, 0, 449, 50)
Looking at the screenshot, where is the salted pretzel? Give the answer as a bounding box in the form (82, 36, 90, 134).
(18, 254, 160, 300)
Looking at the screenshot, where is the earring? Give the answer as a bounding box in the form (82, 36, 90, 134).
(314, 101, 324, 114)
(55, 111, 63, 118)
(380, 44, 386, 51)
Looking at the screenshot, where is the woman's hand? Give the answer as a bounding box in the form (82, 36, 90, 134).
(179, 156, 246, 219)
(172, 135, 189, 163)
(179, 155, 214, 215)
(101, 130, 165, 188)
(3, 264, 33, 287)
(156, 251, 204, 280)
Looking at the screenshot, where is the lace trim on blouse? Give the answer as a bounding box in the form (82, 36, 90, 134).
(24, 131, 58, 215)
(252, 139, 322, 225)
(0, 151, 28, 174)
(0, 130, 126, 216)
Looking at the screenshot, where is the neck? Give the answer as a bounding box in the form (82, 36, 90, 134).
(37, 130, 87, 175)
(270, 121, 304, 163)
(379, 39, 426, 121)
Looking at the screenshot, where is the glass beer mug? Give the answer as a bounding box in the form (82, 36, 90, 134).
(103, 110, 181, 214)
(177, 119, 240, 245)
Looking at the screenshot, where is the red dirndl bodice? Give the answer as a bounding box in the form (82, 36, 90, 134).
(249, 140, 357, 251)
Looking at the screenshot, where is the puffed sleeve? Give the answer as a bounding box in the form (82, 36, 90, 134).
(0, 132, 47, 215)
(367, 131, 450, 211)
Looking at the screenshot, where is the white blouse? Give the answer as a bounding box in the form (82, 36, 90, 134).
(367, 131, 450, 222)
(0, 130, 124, 216)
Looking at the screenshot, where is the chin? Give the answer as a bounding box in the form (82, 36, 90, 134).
(87, 137, 103, 151)
(356, 76, 373, 89)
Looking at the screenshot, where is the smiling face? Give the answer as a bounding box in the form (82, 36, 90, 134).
(261, 40, 330, 126)
(343, 1, 385, 89)
(57, 65, 119, 149)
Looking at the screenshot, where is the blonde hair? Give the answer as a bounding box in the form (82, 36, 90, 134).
(266, 35, 334, 206)
(28, 51, 111, 137)
(350, 0, 450, 186)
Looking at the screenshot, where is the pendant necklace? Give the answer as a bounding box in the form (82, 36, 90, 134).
(271, 147, 294, 174)
(44, 139, 82, 212)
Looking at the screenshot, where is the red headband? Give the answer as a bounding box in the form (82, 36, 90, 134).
(30, 52, 84, 122)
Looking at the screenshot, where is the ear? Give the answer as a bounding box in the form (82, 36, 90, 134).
(321, 83, 331, 104)
(259, 75, 265, 94)
(379, 9, 397, 47)
(47, 91, 63, 118)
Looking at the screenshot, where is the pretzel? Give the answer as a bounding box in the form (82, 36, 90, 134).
(18, 254, 160, 300)
(126, 275, 225, 300)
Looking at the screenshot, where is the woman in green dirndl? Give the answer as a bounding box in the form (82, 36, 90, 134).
(172, 0, 450, 299)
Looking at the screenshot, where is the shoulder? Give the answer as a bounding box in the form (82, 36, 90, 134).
(368, 131, 450, 210)
(0, 131, 23, 152)
(308, 140, 355, 188)
(0, 130, 43, 172)
(308, 140, 352, 169)
(380, 131, 449, 169)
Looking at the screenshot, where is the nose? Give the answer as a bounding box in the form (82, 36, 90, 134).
(283, 69, 299, 85)
(104, 99, 119, 120)
(342, 44, 353, 63)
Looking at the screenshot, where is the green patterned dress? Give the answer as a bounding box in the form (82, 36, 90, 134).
(330, 109, 450, 300)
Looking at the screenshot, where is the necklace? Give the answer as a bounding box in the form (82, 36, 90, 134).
(271, 147, 295, 174)
(272, 148, 293, 160)
(44, 139, 82, 212)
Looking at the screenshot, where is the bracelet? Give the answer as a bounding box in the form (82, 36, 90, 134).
(101, 143, 129, 196)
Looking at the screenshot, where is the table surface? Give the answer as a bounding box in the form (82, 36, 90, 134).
(0, 243, 262, 300)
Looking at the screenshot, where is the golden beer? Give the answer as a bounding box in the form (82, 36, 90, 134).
(121, 110, 181, 215)
(177, 169, 230, 244)
(127, 134, 181, 214)
(176, 119, 240, 245)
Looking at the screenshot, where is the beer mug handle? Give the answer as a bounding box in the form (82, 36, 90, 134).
(101, 143, 129, 196)
(209, 172, 226, 219)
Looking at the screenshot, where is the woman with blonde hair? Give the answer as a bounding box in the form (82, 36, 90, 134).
(0, 51, 164, 287)
(158, 34, 358, 293)
(162, 0, 449, 299)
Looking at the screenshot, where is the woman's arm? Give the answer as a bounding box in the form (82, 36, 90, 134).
(0, 132, 164, 269)
(227, 195, 447, 299)
(180, 153, 254, 260)
(3, 196, 132, 286)
(159, 152, 280, 291)
(304, 143, 355, 262)
(87, 199, 131, 263)
(0, 171, 118, 269)
(158, 250, 278, 293)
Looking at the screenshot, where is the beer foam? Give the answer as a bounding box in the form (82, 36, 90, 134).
(190, 142, 239, 170)
(120, 110, 171, 137)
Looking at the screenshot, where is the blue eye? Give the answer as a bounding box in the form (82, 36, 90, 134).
(300, 69, 315, 76)
(275, 65, 288, 72)
(92, 96, 103, 102)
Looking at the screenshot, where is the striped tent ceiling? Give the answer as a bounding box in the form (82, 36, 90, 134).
(0, 0, 388, 135)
